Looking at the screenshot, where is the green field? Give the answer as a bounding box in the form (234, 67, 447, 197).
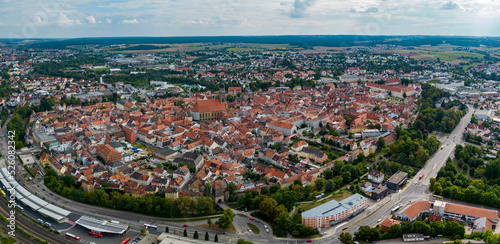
(93, 67, 111, 71)
(247, 223, 260, 234)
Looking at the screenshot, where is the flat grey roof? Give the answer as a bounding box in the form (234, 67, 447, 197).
(387, 171, 408, 184)
(19, 197, 42, 211)
(0, 166, 72, 221)
(0, 178, 11, 189)
(108, 141, 123, 149)
(38, 208, 65, 222)
(302, 193, 367, 218)
(75, 216, 129, 234)
(474, 110, 493, 116)
(155, 148, 177, 157)
(44, 203, 71, 217)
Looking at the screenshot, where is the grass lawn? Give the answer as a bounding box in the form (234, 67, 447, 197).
(131, 142, 157, 153)
(300, 190, 353, 211)
(195, 223, 237, 234)
(301, 198, 332, 211)
(247, 223, 260, 234)
(94, 67, 110, 71)
(170, 216, 220, 223)
(227, 202, 239, 209)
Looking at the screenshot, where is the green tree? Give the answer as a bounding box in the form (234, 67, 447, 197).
(228, 182, 237, 195)
(354, 226, 381, 241)
(140, 228, 146, 236)
(275, 212, 293, 230)
(259, 197, 286, 219)
(377, 137, 386, 150)
(387, 223, 402, 238)
(165, 226, 169, 233)
(203, 183, 212, 197)
(325, 179, 335, 192)
(214, 234, 218, 242)
(339, 232, 353, 244)
(261, 187, 270, 195)
(314, 178, 326, 191)
(183, 229, 188, 237)
(207, 218, 212, 226)
(205, 231, 209, 241)
(216, 211, 233, 231)
(193, 230, 199, 239)
(344, 115, 353, 126)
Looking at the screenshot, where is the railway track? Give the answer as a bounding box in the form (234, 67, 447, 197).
(0, 197, 71, 244)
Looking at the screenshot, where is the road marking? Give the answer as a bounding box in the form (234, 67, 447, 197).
(333, 222, 348, 235)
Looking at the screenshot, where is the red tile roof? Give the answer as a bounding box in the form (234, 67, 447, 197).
(192, 99, 226, 113)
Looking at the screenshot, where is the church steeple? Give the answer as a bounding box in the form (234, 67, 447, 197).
(219, 83, 226, 104)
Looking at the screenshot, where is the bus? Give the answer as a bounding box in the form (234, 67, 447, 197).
(433, 195, 443, 200)
(143, 224, 158, 230)
(0, 190, 5, 196)
(65, 233, 81, 241)
(89, 231, 103, 238)
(120, 238, 131, 244)
(391, 205, 402, 213)
(419, 173, 424, 180)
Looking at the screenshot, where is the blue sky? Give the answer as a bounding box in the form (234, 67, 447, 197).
(1, 0, 500, 39)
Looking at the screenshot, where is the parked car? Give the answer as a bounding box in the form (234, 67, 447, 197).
(307, 240, 312, 243)
(377, 219, 382, 222)
(264, 225, 268, 229)
(265, 229, 269, 233)
(183, 224, 188, 227)
(247, 228, 252, 232)
(255, 219, 260, 223)
(249, 218, 254, 220)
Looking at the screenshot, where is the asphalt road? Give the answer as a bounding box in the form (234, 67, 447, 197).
(0, 114, 76, 244)
(0, 105, 474, 244)
(309, 105, 474, 244)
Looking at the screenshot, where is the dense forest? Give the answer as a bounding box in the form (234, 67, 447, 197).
(113, 44, 169, 51)
(27, 36, 500, 50)
(44, 168, 217, 217)
(236, 181, 322, 237)
(412, 84, 466, 133)
(389, 127, 440, 168)
(430, 156, 500, 209)
(348, 220, 464, 242)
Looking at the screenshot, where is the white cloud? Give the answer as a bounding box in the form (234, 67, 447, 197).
(121, 18, 139, 24)
(56, 13, 80, 26)
(86, 15, 97, 24)
(105, 18, 112, 24)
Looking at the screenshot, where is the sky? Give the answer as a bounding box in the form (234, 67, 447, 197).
(1, 0, 500, 39)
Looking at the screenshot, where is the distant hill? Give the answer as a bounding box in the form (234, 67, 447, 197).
(21, 35, 500, 49)
(111, 44, 169, 51)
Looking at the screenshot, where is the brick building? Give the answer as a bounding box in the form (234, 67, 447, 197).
(96, 144, 121, 164)
(123, 126, 137, 143)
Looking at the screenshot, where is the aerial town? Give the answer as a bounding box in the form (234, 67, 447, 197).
(1, 37, 500, 244)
